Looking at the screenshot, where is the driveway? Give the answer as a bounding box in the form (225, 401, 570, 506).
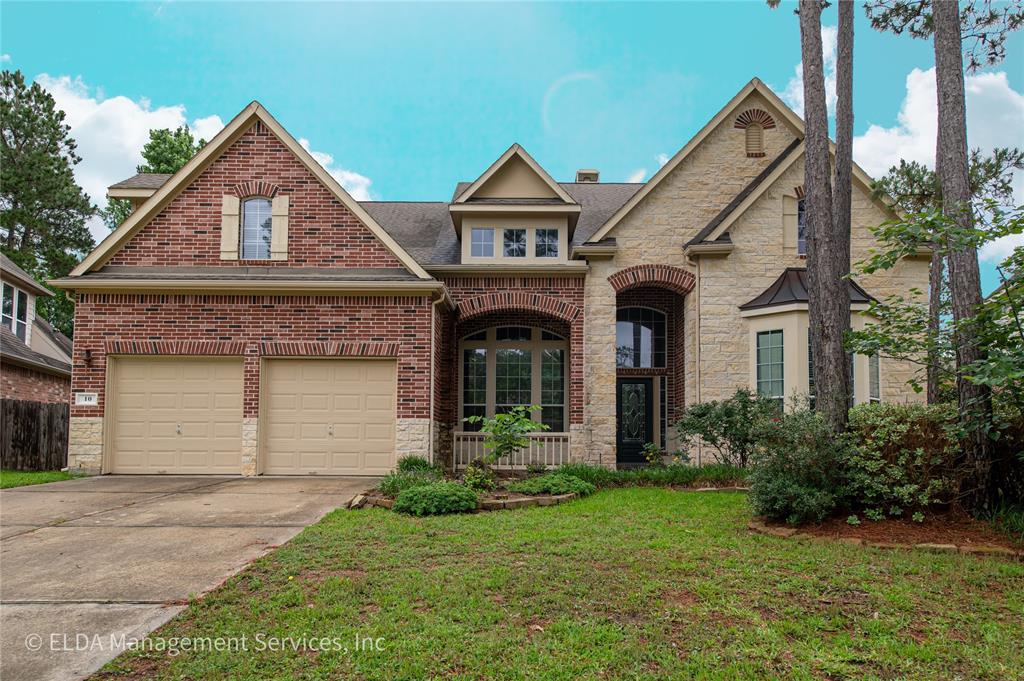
(0, 475, 374, 681)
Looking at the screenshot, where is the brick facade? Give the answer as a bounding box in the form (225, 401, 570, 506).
(1, 363, 70, 404)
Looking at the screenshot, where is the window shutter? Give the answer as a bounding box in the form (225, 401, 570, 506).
(220, 195, 240, 260)
(270, 195, 289, 261)
(782, 195, 798, 250)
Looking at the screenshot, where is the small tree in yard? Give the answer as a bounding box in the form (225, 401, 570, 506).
(463, 406, 549, 466)
(675, 389, 780, 468)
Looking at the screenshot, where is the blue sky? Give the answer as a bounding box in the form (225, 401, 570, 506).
(3, 1, 1022, 291)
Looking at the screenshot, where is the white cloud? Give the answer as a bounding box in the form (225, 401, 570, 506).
(35, 74, 225, 240)
(850, 67, 1024, 263)
(626, 168, 646, 183)
(656, 153, 670, 167)
(298, 139, 373, 201)
(779, 25, 838, 118)
(1, 54, 11, 63)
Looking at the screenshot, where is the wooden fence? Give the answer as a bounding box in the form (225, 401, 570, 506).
(0, 399, 69, 471)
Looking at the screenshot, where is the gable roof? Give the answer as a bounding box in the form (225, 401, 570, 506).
(70, 102, 431, 280)
(0, 325, 71, 377)
(739, 267, 875, 311)
(0, 253, 52, 297)
(587, 77, 888, 244)
(452, 144, 577, 204)
(33, 316, 73, 359)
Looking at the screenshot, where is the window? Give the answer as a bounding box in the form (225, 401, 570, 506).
(745, 123, 764, 157)
(503, 229, 526, 258)
(535, 229, 559, 258)
(1, 283, 28, 341)
(241, 198, 273, 259)
(756, 330, 784, 405)
(616, 307, 666, 368)
(459, 327, 567, 432)
(797, 199, 807, 255)
(869, 353, 881, 403)
(470, 228, 494, 257)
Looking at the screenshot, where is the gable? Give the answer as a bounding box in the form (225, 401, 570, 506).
(72, 103, 430, 278)
(473, 155, 560, 200)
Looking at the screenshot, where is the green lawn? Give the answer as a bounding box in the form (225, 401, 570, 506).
(0, 469, 78, 489)
(98, 490, 1023, 680)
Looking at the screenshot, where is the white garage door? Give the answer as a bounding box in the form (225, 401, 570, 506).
(110, 357, 244, 474)
(263, 358, 396, 475)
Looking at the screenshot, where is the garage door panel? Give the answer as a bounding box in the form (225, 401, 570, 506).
(264, 359, 396, 475)
(110, 357, 243, 474)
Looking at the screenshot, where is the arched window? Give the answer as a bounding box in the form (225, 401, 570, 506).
(616, 307, 666, 368)
(241, 197, 273, 259)
(745, 123, 764, 157)
(459, 326, 568, 432)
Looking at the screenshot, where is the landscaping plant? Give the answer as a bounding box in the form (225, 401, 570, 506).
(461, 459, 495, 492)
(379, 468, 441, 497)
(392, 482, 479, 516)
(674, 389, 781, 467)
(396, 455, 438, 473)
(507, 473, 596, 497)
(463, 405, 549, 466)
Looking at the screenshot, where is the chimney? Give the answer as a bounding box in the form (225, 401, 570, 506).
(575, 169, 599, 183)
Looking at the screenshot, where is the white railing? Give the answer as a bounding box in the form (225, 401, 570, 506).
(453, 432, 571, 470)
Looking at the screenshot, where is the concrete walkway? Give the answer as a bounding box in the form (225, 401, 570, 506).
(0, 475, 374, 681)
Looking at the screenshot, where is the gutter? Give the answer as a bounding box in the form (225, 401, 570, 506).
(48, 278, 447, 295)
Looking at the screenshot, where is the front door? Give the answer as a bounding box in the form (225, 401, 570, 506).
(616, 378, 653, 467)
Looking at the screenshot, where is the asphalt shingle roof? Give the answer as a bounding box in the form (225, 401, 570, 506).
(0, 253, 52, 297)
(109, 173, 174, 190)
(0, 325, 71, 377)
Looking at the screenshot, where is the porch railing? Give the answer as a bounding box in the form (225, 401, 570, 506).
(452, 431, 572, 470)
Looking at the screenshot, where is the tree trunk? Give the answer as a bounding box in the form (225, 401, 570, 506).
(933, 0, 992, 504)
(927, 245, 943, 404)
(800, 0, 848, 431)
(832, 0, 854, 422)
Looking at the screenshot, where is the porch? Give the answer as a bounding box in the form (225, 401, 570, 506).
(452, 431, 572, 470)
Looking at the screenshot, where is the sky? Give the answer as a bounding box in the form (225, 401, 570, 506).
(2, 1, 1023, 293)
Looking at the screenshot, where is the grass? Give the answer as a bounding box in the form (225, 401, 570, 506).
(0, 469, 78, 489)
(96, 489, 1023, 680)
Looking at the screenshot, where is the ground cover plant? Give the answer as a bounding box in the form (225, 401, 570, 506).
(96, 489, 1024, 680)
(0, 470, 78, 488)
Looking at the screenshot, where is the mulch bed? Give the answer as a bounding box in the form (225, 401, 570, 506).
(352, 489, 578, 512)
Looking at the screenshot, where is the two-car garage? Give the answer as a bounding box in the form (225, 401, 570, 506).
(107, 356, 397, 475)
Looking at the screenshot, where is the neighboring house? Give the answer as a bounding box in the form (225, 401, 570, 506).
(0, 254, 73, 404)
(52, 78, 928, 475)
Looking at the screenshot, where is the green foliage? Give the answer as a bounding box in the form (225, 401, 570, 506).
(507, 473, 596, 497)
(461, 459, 495, 492)
(747, 408, 855, 525)
(101, 197, 133, 231)
(136, 125, 206, 174)
(555, 462, 748, 489)
(674, 389, 781, 468)
(846, 403, 962, 518)
(392, 482, 478, 516)
(1, 69, 95, 336)
(396, 455, 435, 473)
(525, 463, 548, 476)
(641, 442, 664, 467)
(378, 469, 440, 497)
(463, 405, 549, 465)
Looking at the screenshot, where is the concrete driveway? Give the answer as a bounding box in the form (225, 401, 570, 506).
(0, 475, 374, 681)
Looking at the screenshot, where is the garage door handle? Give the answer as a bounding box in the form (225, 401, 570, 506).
(176, 423, 182, 435)
(327, 424, 334, 437)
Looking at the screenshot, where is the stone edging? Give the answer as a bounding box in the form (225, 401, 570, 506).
(346, 492, 578, 512)
(747, 520, 1023, 560)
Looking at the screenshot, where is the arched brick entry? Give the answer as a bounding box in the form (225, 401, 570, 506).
(456, 292, 582, 323)
(608, 264, 695, 297)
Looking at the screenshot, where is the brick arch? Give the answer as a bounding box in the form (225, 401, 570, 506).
(733, 108, 776, 130)
(608, 264, 695, 296)
(232, 180, 281, 199)
(456, 292, 582, 323)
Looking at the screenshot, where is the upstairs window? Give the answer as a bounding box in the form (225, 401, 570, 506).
(797, 199, 807, 255)
(535, 229, 559, 258)
(869, 353, 881, 403)
(1, 283, 28, 341)
(471, 228, 494, 257)
(241, 198, 273, 260)
(503, 229, 526, 258)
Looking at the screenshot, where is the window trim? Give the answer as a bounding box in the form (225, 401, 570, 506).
(756, 329, 785, 404)
(240, 196, 274, 260)
(797, 198, 807, 255)
(1, 282, 29, 342)
(457, 326, 569, 432)
(503, 228, 527, 258)
(535, 228, 559, 258)
(869, 353, 881, 403)
(616, 306, 667, 369)
(470, 228, 494, 257)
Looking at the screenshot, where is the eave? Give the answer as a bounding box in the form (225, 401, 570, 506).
(49, 277, 447, 296)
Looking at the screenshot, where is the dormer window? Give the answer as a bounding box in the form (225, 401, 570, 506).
(535, 229, 559, 258)
(1, 282, 28, 341)
(241, 197, 273, 260)
(471, 228, 494, 257)
(503, 229, 526, 258)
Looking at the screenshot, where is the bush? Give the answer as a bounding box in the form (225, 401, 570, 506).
(393, 482, 479, 516)
(847, 402, 961, 518)
(396, 455, 436, 473)
(463, 405, 549, 465)
(507, 473, 596, 497)
(462, 459, 495, 492)
(675, 389, 781, 468)
(379, 469, 440, 497)
(557, 462, 623, 488)
(555, 462, 747, 489)
(747, 408, 854, 524)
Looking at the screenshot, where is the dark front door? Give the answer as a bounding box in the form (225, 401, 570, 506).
(616, 378, 653, 466)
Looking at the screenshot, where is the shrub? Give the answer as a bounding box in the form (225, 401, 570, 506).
(507, 473, 596, 497)
(555, 462, 747, 489)
(747, 408, 853, 524)
(393, 482, 479, 516)
(462, 459, 495, 492)
(846, 402, 961, 518)
(463, 405, 548, 465)
(397, 455, 436, 473)
(675, 389, 780, 467)
(379, 469, 440, 497)
(642, 442, 664, 467)
(556, 462, 624, 488)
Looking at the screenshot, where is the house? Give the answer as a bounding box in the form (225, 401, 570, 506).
(1, 254, 73, 404)
(52, 78, 928, 475)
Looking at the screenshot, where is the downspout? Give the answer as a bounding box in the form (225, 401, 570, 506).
(693, 257, 702, 466)
(428, 296, 443, 465)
